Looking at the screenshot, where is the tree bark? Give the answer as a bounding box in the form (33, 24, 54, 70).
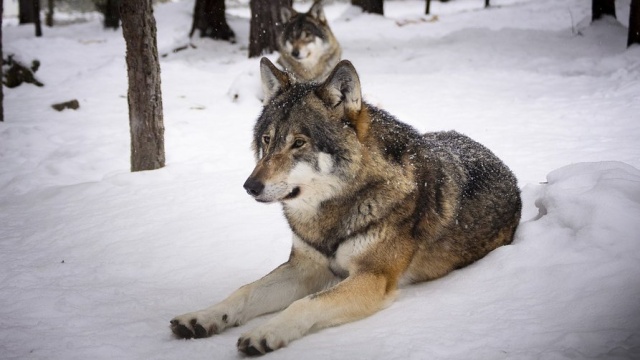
(190, 0, 235, 42)
(352, 0, 384, 15)
(629, 0, 640, 47)
(592, 0, 616, 21)
(425, 0, 431, 15)
(485, 0, 490, 8)
(120, 0, 166, 172)
(248, 0, 292, 58)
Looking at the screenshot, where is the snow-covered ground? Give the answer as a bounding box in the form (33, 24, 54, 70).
(1, 0, 639, 359)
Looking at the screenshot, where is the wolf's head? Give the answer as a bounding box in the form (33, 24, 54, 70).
(278, 1, 335, 65)
(243, 58, 369, 209)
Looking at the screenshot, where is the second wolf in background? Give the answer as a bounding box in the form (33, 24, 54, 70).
(277, 1, 341, 82)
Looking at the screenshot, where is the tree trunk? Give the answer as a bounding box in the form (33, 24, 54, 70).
(46, 0, 54, 27)
(190, 0, 235, 42)
(34, 0, 42, 36)
(352, 0, 384, 15)
(19, 0, 35, 24)
(120, 0, 166, 172)
(248, 0, 292, 58)
(103, 0, 121, 29)
(629, 0, 640, 47)
(425, 0, 431, 15)
(485, 0, 490, 8)
(1, 0, 4, 122)
(592, 0, 616, 21)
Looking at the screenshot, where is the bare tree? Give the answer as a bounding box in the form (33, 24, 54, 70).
(120, 0, 165, 172)
(629, 0, 640, 47)
(592, 0, 616, 21)
(249, 0, 292, 58)
(190, 0, 235, 42)
(353, 0, 384, 15)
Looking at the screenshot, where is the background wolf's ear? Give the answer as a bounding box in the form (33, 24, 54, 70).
(318, 60, 362, 115)
(260, 57, 291, 104)
(308, 1, 327, 23)
(280, 6, 297, 24)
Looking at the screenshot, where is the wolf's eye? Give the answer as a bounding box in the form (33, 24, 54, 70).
(292, 139, 306, 149)
(262, 135, 271, 145)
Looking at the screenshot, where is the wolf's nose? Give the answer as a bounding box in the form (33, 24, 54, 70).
(243, 178, 264, 197)
(291, 49, 300, 58)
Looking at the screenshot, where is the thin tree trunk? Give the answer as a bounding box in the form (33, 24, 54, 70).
(629, 0, 640, 47)
(485, 0, 490, 8)
(46, 0, 54, 27)
(120, 0, 165, 172)
(248, 0, 291, 58)
(425, 0, 431, 15)
(592, 0, 616, 21)
(34, 0, 42, 36)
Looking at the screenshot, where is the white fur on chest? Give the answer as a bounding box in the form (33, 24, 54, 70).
(329, 233, 378, 277)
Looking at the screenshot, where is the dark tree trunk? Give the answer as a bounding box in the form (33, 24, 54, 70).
(592, 0, 616, 21)
(1, 0, 3, 122)
(485, 0, 490, 8)
(425, 0, 431, 15)
(249, 0, 292, 58)
(190, 0, 235, 42)
(352, 0, 384, 15)
(46, 0, 54, 27)
(19, 0, 35, 24)
(120, 0, 166, 172)
(34, 0, 42, 37)
(629, 0, 640, 47)
(103, 0, 121, 29)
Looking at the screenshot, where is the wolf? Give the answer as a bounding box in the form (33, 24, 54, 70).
(170, 58, 522, 356)
(276, 1, 341, 82)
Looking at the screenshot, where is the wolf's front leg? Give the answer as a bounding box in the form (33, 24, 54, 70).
(236, 271, 398, 355)
(170, 244, 335, 339)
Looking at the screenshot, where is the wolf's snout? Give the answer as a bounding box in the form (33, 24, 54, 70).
(243, 177, 264, 197)
(291, 49, 300, 58)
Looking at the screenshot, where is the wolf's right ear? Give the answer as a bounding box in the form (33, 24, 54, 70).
(260, 57, 292, 104)
(280, 6, 297, 24)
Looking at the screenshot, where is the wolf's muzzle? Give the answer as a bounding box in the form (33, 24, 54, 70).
(243, 177, 264, 197)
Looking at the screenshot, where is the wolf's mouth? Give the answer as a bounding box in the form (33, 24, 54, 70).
(283, 187, 301, 200)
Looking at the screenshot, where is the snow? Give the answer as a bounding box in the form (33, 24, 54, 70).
(1, 0, 640, 359)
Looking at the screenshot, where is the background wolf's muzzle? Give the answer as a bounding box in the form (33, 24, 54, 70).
(243, 177, 264, 197)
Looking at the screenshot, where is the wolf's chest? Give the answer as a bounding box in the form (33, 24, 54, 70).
(327, 233, 378, 278)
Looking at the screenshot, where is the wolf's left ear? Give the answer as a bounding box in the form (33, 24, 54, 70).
(318, 60, 362, 115)
(308, 1, 327, 23)
(260, 57, 292, 104)
(318, 60, 368, 139)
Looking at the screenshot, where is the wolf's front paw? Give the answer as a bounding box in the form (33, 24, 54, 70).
(170, 311, 228, 339)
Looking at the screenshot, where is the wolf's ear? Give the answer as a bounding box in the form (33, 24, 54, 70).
(318, 60, 362, 115)
(308, 1, 327, 23)
(280, 6, 297, 24)
(260, 57, 291, 104)
(317, 60, 368, 139)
